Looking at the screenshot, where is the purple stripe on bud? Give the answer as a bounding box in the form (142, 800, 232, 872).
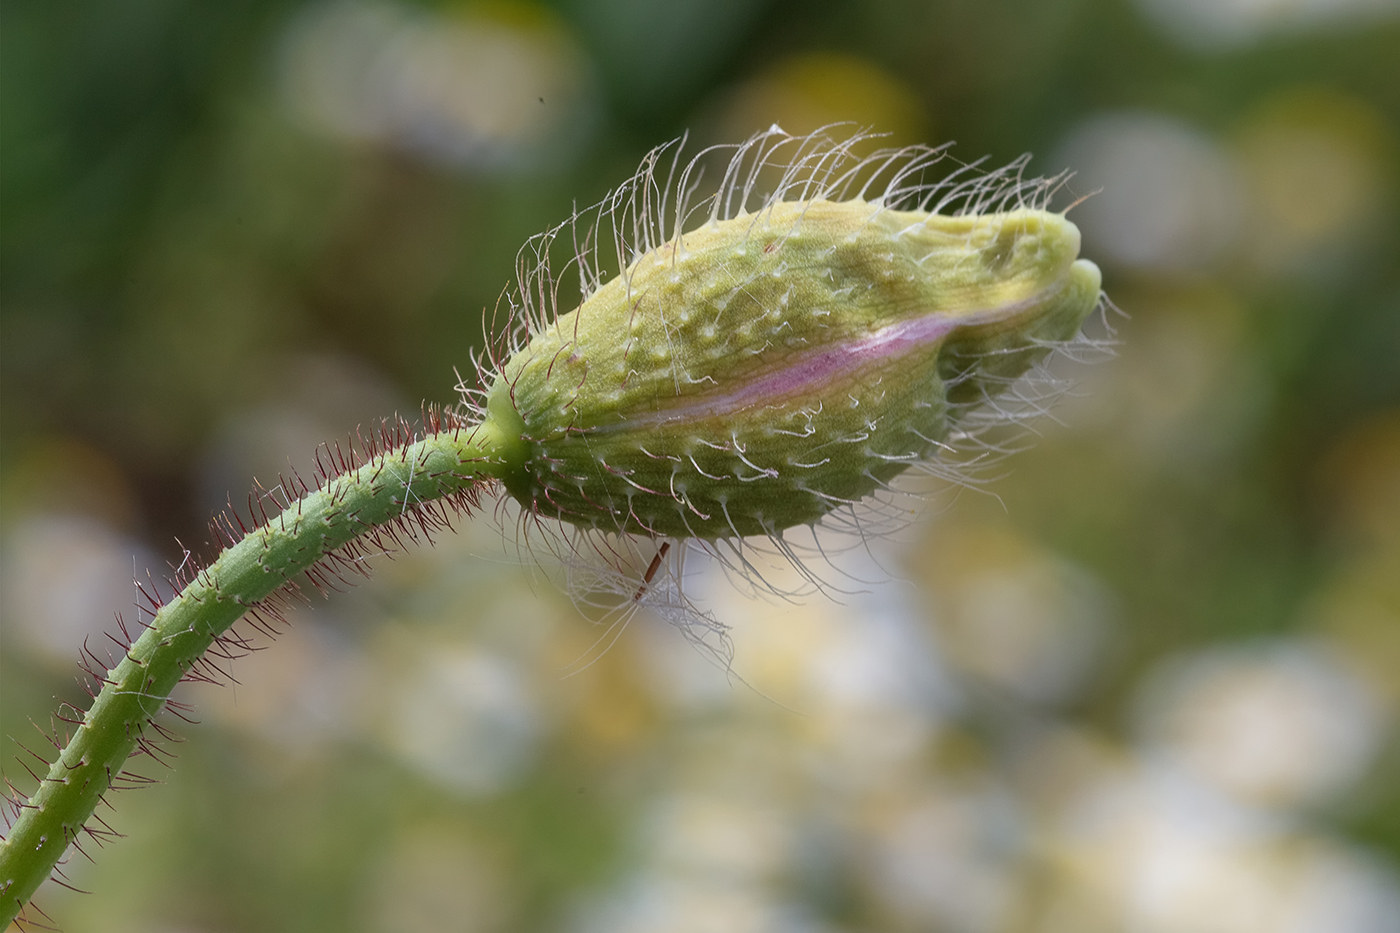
(607, 294, 1049, 431)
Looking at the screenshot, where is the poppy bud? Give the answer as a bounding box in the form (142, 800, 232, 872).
(483, 136, 1102, 540)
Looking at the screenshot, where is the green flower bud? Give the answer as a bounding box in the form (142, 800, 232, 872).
(482, 132, 1102, 541)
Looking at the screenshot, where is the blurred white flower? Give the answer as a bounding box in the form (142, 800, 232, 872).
(1128, 809, 1400, 933)
(915, 523, 1113, 706)
(1, 512, 158, 667)
(564, 734, 825, 933)
(1054, 113, 1243, 274)
(1135, 640, 1386, 810)
(280, 0, 598, 171)
(941, 562, 1110, 705)
(865, 784, 1024, 933)
(1043, 762, 1400, 933)
(196, 612, 370, 754)
(387, 646, 544, 795)
(1134, 0, 1400, 51)
(638, 538, 948, 718)
(646, 792, 794, 883)
(569, 874, 823, 933)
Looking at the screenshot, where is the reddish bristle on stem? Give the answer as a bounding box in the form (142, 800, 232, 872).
(2, 403, 505, 924)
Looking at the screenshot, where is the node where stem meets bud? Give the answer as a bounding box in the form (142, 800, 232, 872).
(482, 128, 1104, 541)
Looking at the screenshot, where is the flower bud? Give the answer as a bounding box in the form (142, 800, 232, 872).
(484, 143, 1102, 541)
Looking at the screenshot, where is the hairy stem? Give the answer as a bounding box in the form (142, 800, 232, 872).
(1, 417, 508, 925)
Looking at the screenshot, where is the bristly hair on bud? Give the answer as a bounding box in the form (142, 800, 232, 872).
(459, 125, 1112, 658)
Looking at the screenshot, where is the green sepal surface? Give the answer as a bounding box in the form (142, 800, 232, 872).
(492, 203, 1102, 539)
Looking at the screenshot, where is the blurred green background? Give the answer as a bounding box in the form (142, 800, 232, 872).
(3, 0, 1399, 930)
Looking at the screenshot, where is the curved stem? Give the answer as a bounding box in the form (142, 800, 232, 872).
(0, 416, 509, 925)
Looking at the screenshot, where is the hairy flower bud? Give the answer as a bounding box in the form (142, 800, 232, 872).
(482, 132, 1103, 541)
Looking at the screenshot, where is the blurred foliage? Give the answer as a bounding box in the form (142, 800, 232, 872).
(3, 0, 1399, 931)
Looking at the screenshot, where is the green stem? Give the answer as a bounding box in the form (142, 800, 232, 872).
(1, 416, 509, 926)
